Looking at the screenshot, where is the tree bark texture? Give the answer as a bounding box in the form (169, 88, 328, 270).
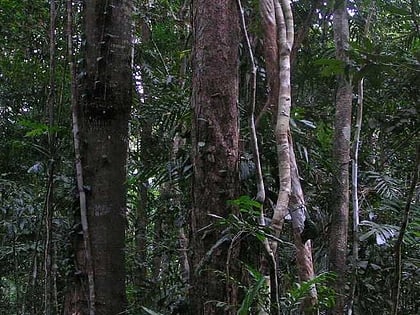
(259, 2, 318, 313)
(271, 0, 293, 255)
(189, 1, 240, 313)
(329, 1, 352, 314)
(289, 138, 318, 313)
(66, 1, 133, 314)
(391, 145, 419, 315)
(257, 0, 280, 127)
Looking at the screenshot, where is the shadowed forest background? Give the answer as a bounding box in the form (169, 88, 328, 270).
(0, 0, 419, 314)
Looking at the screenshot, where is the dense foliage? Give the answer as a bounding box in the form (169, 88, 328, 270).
(0, 0, 418, 314)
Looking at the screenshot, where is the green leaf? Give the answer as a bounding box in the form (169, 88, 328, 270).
(237, 264, 267, 315)
(228, 195, 261, 213)
(314, 58, 346, 76)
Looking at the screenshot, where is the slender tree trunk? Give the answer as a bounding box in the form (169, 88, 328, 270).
(238, 3, 274, 313)
(348, 7, 373, 312)
(257, 0, 321, 125)
(289, 137, 318, 314)
(44, 0, 57, 313)
(271, 0, 294, 256)
(258, 1, 281, 309)
(348, 78, 363, 315)
(259, 3, 318, 313)
(257, 0, 280, 127)
(391, 145, 419, 315)
(66, 1, 95, 313)
(65, 1, 133, 314)
(259, 1, 293, 240)
(189, 1, 240, 313)
(259, 2, 295, 313)
(329, 1, 352, 314)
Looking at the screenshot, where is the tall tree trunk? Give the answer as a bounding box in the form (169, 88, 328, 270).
(349, 8, 372, 312)
(348, 78, 364, 315)
(189, 1, 240, 313)
(260, 3, 319, 313)
(257, 0, 280, 127)
(44, 0, 57, 313)
(257, 0, 321, 125)
(270, 0, 294, 256)
(65, 1, 133, 314)
(391, 145, 419, 315)
(329, 1, 352, 314)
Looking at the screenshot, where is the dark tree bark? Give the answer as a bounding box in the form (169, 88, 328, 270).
(189, 1, 240, 313)
(328, 1, 352, 314)
(391, 145, 419, 315)
(44, 0, 57, 313)
(65, 1, 133, 314)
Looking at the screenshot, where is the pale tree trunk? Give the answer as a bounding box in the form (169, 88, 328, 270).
(349, 7, 373, 312)
(258, 0, 321, 125)
(259, 2, 318, 313)
(259, 4, 284, 307)
(65, 0, 133, 314)
(271, 0, 293, 259)
(238, 2, 272, 313)
(271, 3, 293, 312)
(329, 1, 353, 314)
(348, 78, 363, 315)
(258, 0, 280, 127)
(189, 0, 240, 313)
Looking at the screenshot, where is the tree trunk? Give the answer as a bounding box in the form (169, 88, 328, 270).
(65, 1, 133, 314)
(257, 0, 280, 127)
(391, 145, 419, 315)
(348, 78, 364, 315)
(289, 137, 318, 313)
(329, 1, 352, 314)
(189, 1, 240, 313)
(259, 2, 318, 312)
(44, 0, 57, 312)
(269, 0, 294, 255)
